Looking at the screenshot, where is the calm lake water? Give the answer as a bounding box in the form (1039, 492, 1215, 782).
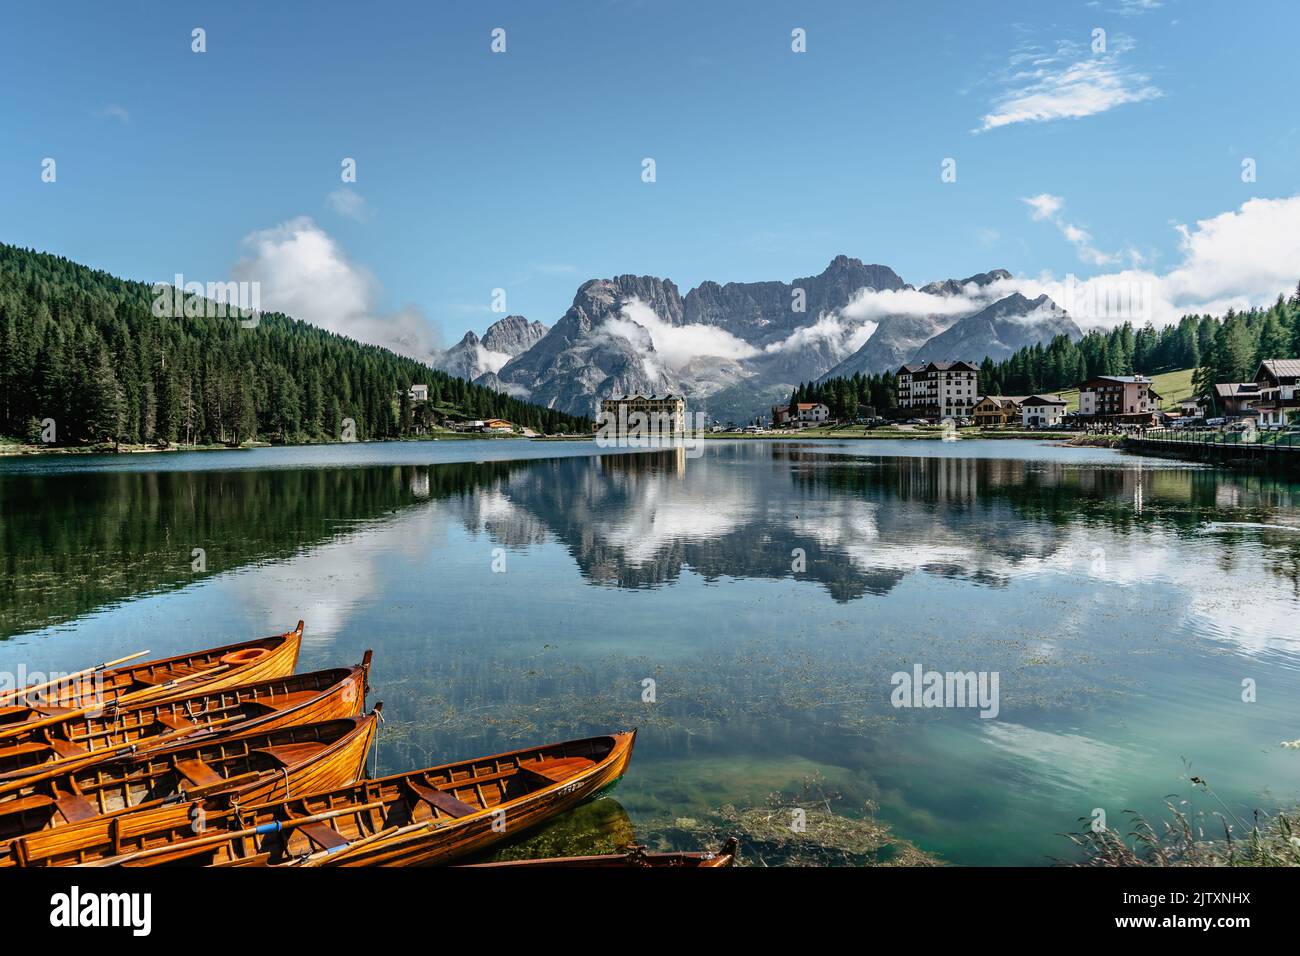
(3, 438, 1299, 865)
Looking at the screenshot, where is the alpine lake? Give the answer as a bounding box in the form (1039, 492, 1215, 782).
(3, 437, 1299, 866)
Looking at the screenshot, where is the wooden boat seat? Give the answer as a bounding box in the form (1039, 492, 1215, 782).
(0, 793, 57, 818)
(518, 756, 596, 785)
(174, 758, 225, 789)
(129, 672, 169, 687)
(257, 690, 325, 711)
(27, 704, 75, 718)
(153, 713, 198, 732)
(299, 821, 349, 850)
(55, 793, 100, 824)
(406, 779, 479, 818)
(0, 741, 54, 759)
(252, 741, 328, 769)
(48, 739, 89, 759)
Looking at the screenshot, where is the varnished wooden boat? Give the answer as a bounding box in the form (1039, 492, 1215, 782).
(12, 730, 633, 867)
(462, 837, 738, 868)
(0, 712, 377, 860)
(0, 622, 305, 729)
(0, 655, 371, 779)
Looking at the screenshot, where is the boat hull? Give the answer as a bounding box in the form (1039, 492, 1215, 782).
(0, 622, 304, 727)
(326, 732, 634, 867)
(0, 714, 376, 864)
(0, 663, 367, 778)
(10, 731, 633, 867)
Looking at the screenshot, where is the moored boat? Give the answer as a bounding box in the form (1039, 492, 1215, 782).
(0, 622, 305, 728)
(0, 655, 371, 779)
(11, 730, 634, 867)
(461, 837, 739, 868)
(0, 711, 378, 859)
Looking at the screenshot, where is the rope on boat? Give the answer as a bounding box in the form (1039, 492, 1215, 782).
(371, 704, 385, 779)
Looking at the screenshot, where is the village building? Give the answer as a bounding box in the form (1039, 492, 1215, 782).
(1076, 375, 1161, 423)
(794, 402, 829, 424)
(599, 394, 687, 435)
(770, 402, 830, 427)
(1020, 394, 1067, 428)
(896, 361, 980, 419)
(1248, 359, 1300, 426)
(1212, 382, 1263, 418)
(409, 384, 429, 402)
(971, 395, 1025, 427)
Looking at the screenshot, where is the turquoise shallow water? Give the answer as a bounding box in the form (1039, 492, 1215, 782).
(2, 438, 1299, 865)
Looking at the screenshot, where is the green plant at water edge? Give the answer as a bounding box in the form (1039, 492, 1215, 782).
(1064, 783, 1300, 867)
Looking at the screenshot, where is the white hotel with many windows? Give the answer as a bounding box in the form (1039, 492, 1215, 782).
(896, 361, 981, 419)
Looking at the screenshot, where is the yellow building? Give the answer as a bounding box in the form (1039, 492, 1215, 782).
(599, 394, 686, 435)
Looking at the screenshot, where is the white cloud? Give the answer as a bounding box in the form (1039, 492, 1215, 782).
(326, 188, 370, 221)
(1022, 193, 1117, 266)
(1023, 193, 1063, 221)
(475, 344, 513, 375)
(998, 194, 1300, 329)
(761, 312, 869, 355)
(841, 286, 989, 322)
(96, 103, 131, 124)
(231, 217, 442, 360)
(979, 43, 1161, 132)
(602, 298, 758, 370)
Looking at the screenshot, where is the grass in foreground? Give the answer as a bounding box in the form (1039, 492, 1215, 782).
(1065, 772, 1300, 867)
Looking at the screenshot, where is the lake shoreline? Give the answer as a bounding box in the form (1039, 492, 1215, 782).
(0, 432, 594, 458)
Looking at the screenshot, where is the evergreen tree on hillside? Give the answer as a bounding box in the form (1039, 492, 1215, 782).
(0, 243, 590, 444)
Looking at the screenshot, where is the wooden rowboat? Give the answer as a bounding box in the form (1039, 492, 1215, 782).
(0, 712, 378, 858)
(0, 655, 371, 779)
(12, 730, 634, 867)
(0, 622, 305, 728)
(461, 838, 739, 868)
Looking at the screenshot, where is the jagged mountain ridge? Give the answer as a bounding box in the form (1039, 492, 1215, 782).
(461, 258, 1078, 420)
(431, 314, 549, 381)
(909, 292, 1080, 365)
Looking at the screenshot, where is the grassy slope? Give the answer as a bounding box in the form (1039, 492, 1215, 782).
(1056, 367, 1196, 412)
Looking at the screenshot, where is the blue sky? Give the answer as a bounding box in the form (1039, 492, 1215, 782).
(3, 0, 1299, 352)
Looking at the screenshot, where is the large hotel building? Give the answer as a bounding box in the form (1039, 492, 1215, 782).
(896, 361, 981, 419)
(598, 394, 687, 435)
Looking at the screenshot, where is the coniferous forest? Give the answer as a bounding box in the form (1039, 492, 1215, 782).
(0, 243, 590, 446)
(796, 285, 1300, 420)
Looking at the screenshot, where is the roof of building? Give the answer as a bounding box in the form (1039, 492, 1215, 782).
(1258, 359, 1300, 380)
(925, 360, 979, 372)
(607, 393, 683, 402)
(897, 363, 926, 374)
(1082, 375, 1152, 386)
(795, 402, 827, 410)
(1214, 382, 1262, 398)
(1023, 394, 1067, 405)
(974, 395, 1027, 407)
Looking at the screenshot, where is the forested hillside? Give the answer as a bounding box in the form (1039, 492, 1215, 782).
(797, 286, 1300, 418)
(0, 244, 589, 446)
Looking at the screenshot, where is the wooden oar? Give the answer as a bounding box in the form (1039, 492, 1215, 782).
(0, 713, 245, 783)
(0, 664, 232, 740)
(0, 651, 150, 704)
(293, 816, 442, 868)
(82, 800, 387, 867)
(0, 710, 257, 796)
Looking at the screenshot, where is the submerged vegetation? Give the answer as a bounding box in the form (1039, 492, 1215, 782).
(666, 775, 942, 867)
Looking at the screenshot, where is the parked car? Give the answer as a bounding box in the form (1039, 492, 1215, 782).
(1205, 417, 1227, 427)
